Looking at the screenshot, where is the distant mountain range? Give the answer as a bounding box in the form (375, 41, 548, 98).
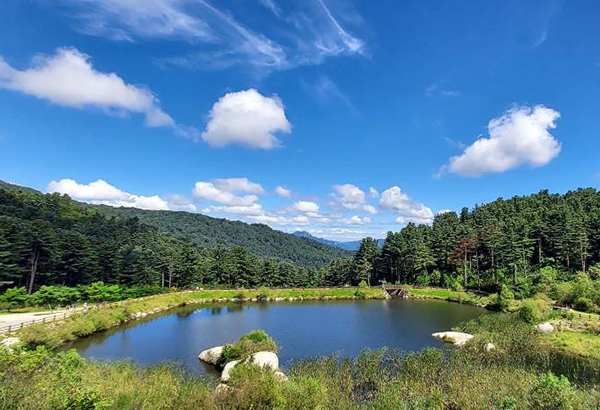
(293, 231, 384, 251)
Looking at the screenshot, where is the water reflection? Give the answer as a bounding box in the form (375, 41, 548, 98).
(61, 299, 487, 377)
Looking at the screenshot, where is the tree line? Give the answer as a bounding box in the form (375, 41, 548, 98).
(340, 188, 600, 298)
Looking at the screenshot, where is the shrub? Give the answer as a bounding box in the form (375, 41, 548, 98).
(1, 287, 28, 311)
(354, 290, 367, 299)
(573, 296, 593, 312)
(494, 285, 514, 312)
(256, 287, 269, 301)
(233, 292, 246, 301)
(530, 372, 576, 410)
(450, 279, 464, 292)
(519, 298, 552, 324)
(220, 330, 278, 365)
(358, 280, 368, 288)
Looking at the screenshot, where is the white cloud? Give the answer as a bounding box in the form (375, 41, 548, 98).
(332, 183, 377, 214)
(345, 215, 371, 225)
(379, 186, 434, 224)
(207, 203, 264, 216)
(293, 201, 320, 213)
(192, 181, 258, 206)
(444, 105, 561, 177)
(0, 48, 176, 129)
(47, 178, 193, 211)
(201, 89, 291, 149)
(369, 187, 379, 198)
(61, 0, 212, 42)
(274, 186, 292, 198)
(425, 81, 460, 98)
(213, 177, 264, 194)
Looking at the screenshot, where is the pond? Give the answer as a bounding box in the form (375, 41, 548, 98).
(62, 299, 487, 377)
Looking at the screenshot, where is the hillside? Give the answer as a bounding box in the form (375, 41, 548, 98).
(0, 180, 350, 268)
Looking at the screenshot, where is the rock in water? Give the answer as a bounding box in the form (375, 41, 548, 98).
(221, 360, 241, 382)
(537, 322, 554, 333)
(432, 331, 474, 346)
(198, 346, 224, 365)
(250, 351, 279, 370)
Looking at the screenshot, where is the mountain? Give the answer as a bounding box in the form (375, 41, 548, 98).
(95, 207, 352, 267)
(0, 180, 351, 268)
(293, 231, 384, 251)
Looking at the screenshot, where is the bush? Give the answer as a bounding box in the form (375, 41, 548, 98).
(1, 287, 28, 311)
(450, 279, 464, 292)
(573, 296, 593, 312)
(494, 285, 514, 312)
(220, 330, 278, 365)
(530, 372, 576, 410)
(519, 298, 552, 324)
(354, 290, 367, 299)
(358, 280, 368, 288)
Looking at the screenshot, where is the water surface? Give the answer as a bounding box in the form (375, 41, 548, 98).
(62, 299, 486, 376)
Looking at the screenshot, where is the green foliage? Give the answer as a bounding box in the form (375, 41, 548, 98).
(358, 279, 368, 288)
(530, 372, 577, 410)
(220, 330, 278, 365)
(354, 289, 367, 299)
(1, 287, 28, 311)
(519, 297, 552, 324)
(573, 296, 594, 312)
(494, 285, 515, 312)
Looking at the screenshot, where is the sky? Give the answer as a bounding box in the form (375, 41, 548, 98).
(0, 0, 599, 241)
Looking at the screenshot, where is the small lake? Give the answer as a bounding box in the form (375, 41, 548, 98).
(62, 299, 487, 377)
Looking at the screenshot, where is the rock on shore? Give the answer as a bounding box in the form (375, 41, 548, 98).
(432, 331, 474, 346)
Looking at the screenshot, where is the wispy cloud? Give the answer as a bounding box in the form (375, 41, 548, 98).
(58, 0, 366, 74)
(425, 81, 460, 98)
(304, 75, 358, 113)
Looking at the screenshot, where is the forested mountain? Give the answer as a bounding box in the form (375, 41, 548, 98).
(343, 188, 600, 296)
(94, 206, 350, 266)
(0, 181, 351, 292)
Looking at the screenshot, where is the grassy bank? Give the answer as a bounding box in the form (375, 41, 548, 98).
(401, 285, 494, 308)
(2, 311, 600, 409)
(14, 287, 385, 349)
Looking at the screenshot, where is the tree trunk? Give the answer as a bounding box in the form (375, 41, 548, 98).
(28, 247, 40, 294)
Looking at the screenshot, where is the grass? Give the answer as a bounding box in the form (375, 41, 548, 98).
(2, 323, 600, 409)
(13, 287, 385, 349)
(401, 285, 494, 308)
(220, 330, 278, 365)
(541, 332, 600, 361)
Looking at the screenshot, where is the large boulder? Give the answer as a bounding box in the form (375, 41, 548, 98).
(432, 331, 474, 346)
(198, 346, 224, 365)
(0, 337, 20, 353)
(250, 351, 279, 370)
(537, 322, 554, 333)
(221, 359, 241, 382)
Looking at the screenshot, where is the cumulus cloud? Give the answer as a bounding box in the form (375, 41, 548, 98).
(444, 105, 561, 177)
(369, 187, 379, 198)
(47, 179, 194, 211)
(192, 181, 258, 206)
(213, 177, 264, 194)
(332, 183, 377, 214)
(0, 48, 178, 129)
(379, 186, 434, 224)
(201, 89, 291, 149)
(293, 201, 320, 213)
(274, 186, 292, 198)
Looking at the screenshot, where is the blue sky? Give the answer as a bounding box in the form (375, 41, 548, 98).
(0, 0, 599, 241)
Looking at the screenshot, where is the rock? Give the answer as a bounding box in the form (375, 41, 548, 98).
(250, 351, 279, 370)
(274, 297, 284, 302)
(432, 331, 474, 346)
(274, 371, 288, 382)
(484, 342, 496, 352)
(221, 360, 241, 382)
(198, 346, 224, 365)
(0, 337, 20, 352)
(537, 322, 554, 333)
